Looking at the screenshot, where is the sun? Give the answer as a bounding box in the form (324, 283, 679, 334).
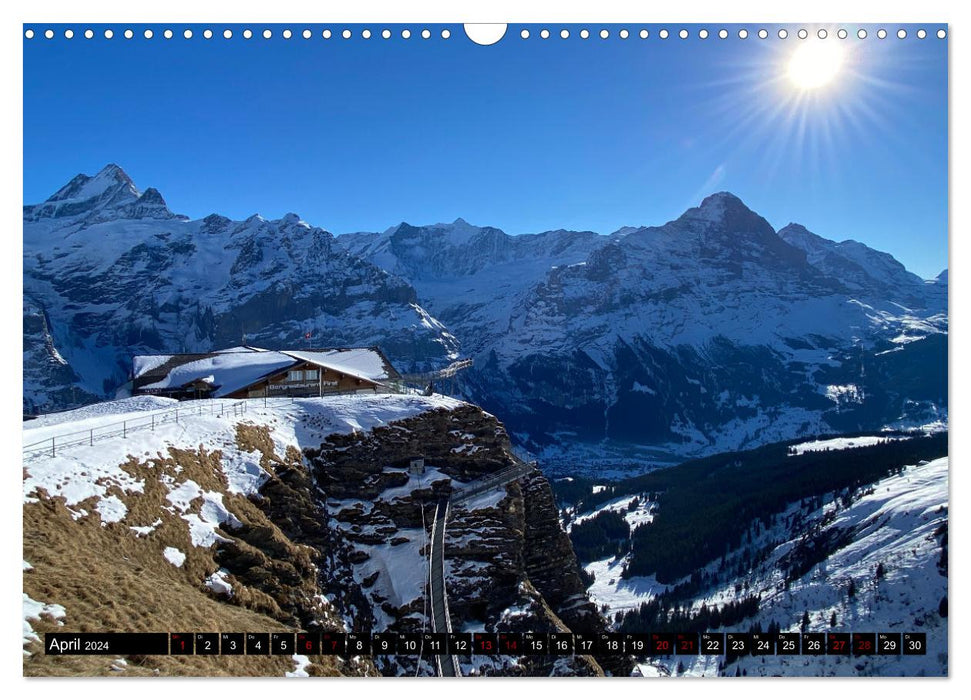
(787, 41, 845, 90)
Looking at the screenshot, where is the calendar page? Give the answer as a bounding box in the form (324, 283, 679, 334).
(22, 15, 948, 680)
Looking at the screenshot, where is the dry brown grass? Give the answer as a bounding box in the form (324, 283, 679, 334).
(235, 423, 280, 472)
(22, 439, 351, 677)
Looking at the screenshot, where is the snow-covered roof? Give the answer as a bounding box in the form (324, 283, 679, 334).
(131, 354, 174, 377)
(133, 346, 397, 397)
(283, 348, 395, 382)
(141, 352, 296, 398)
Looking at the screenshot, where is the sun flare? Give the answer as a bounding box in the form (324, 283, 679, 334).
(787, 41, 845, 90)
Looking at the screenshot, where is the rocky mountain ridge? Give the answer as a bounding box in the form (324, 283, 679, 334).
(340, 193, 947, 472)
(23, 165, 459, 414)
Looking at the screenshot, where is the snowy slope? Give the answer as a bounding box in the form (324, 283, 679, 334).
(582, 457, 948, 677)
(23, 394, 465, 512)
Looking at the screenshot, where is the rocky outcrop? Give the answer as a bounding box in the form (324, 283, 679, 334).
(521, 472, 632, 676)
(305, 402, 631, 676)
(305, 404, 511, 499)
(229, 425, 377, 635)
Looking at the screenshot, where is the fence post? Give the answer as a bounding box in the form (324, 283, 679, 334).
(175, 409, 179, 425)
(123, 421, 127, 439)
(90, 429, 93, 446)
(51, 437, 55, 458)
(152, 414, 155, 431)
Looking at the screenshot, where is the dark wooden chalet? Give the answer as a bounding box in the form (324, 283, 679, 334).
(132, 346, 400, 401)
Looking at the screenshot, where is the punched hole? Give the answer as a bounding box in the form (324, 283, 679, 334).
(464, 24, 507, 45)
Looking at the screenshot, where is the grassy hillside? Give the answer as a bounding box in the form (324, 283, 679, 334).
(23, 420, 366, 677)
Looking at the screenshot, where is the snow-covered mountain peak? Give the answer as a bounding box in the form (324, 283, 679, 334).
(137, 186, 165, 205)
(124, 186, 181, 220)
(610, 225, 644, 238)
(778, 222, 829, 250)
(423, 216, 485, 245)
(25, 164, 181, 222)
(699, 190, 744, 207)
(692, 191, 751, 221)
(280, 212, 310, 228)
(96, 162, 130, 179)
(375, 217, 482, 241)
(340, 218, 497, 271)
(667, 192, 779, 247)
(47, 163, 136, 203)
(42, 162, 138, 208)
(779, 222, 929, 296)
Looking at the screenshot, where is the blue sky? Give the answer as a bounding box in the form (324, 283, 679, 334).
(23, 24, 948, 277)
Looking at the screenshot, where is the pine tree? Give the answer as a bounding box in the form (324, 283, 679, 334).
(801, 610, 810, 632)
(847, 579, 856, 599)
(829, 611, 838, 627)
(938, 596, 948, 618)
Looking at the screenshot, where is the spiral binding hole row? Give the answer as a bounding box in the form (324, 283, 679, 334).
(23, 26, 948, 42)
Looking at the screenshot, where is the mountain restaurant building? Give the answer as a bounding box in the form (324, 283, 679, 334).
(131, 346, 401, 401)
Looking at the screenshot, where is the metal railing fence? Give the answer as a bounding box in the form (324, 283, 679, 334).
(23, 400, 248, 461)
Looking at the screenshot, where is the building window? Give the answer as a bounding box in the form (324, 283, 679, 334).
(288, 370, 304, 382)
(305, 369, 319, 380)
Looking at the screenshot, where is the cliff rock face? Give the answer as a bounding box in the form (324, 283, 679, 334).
(23, 296, 101, 414)
(306, 404, 509, 500)
(521, 472, 600, 625)
(306, 402, 631, 676)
